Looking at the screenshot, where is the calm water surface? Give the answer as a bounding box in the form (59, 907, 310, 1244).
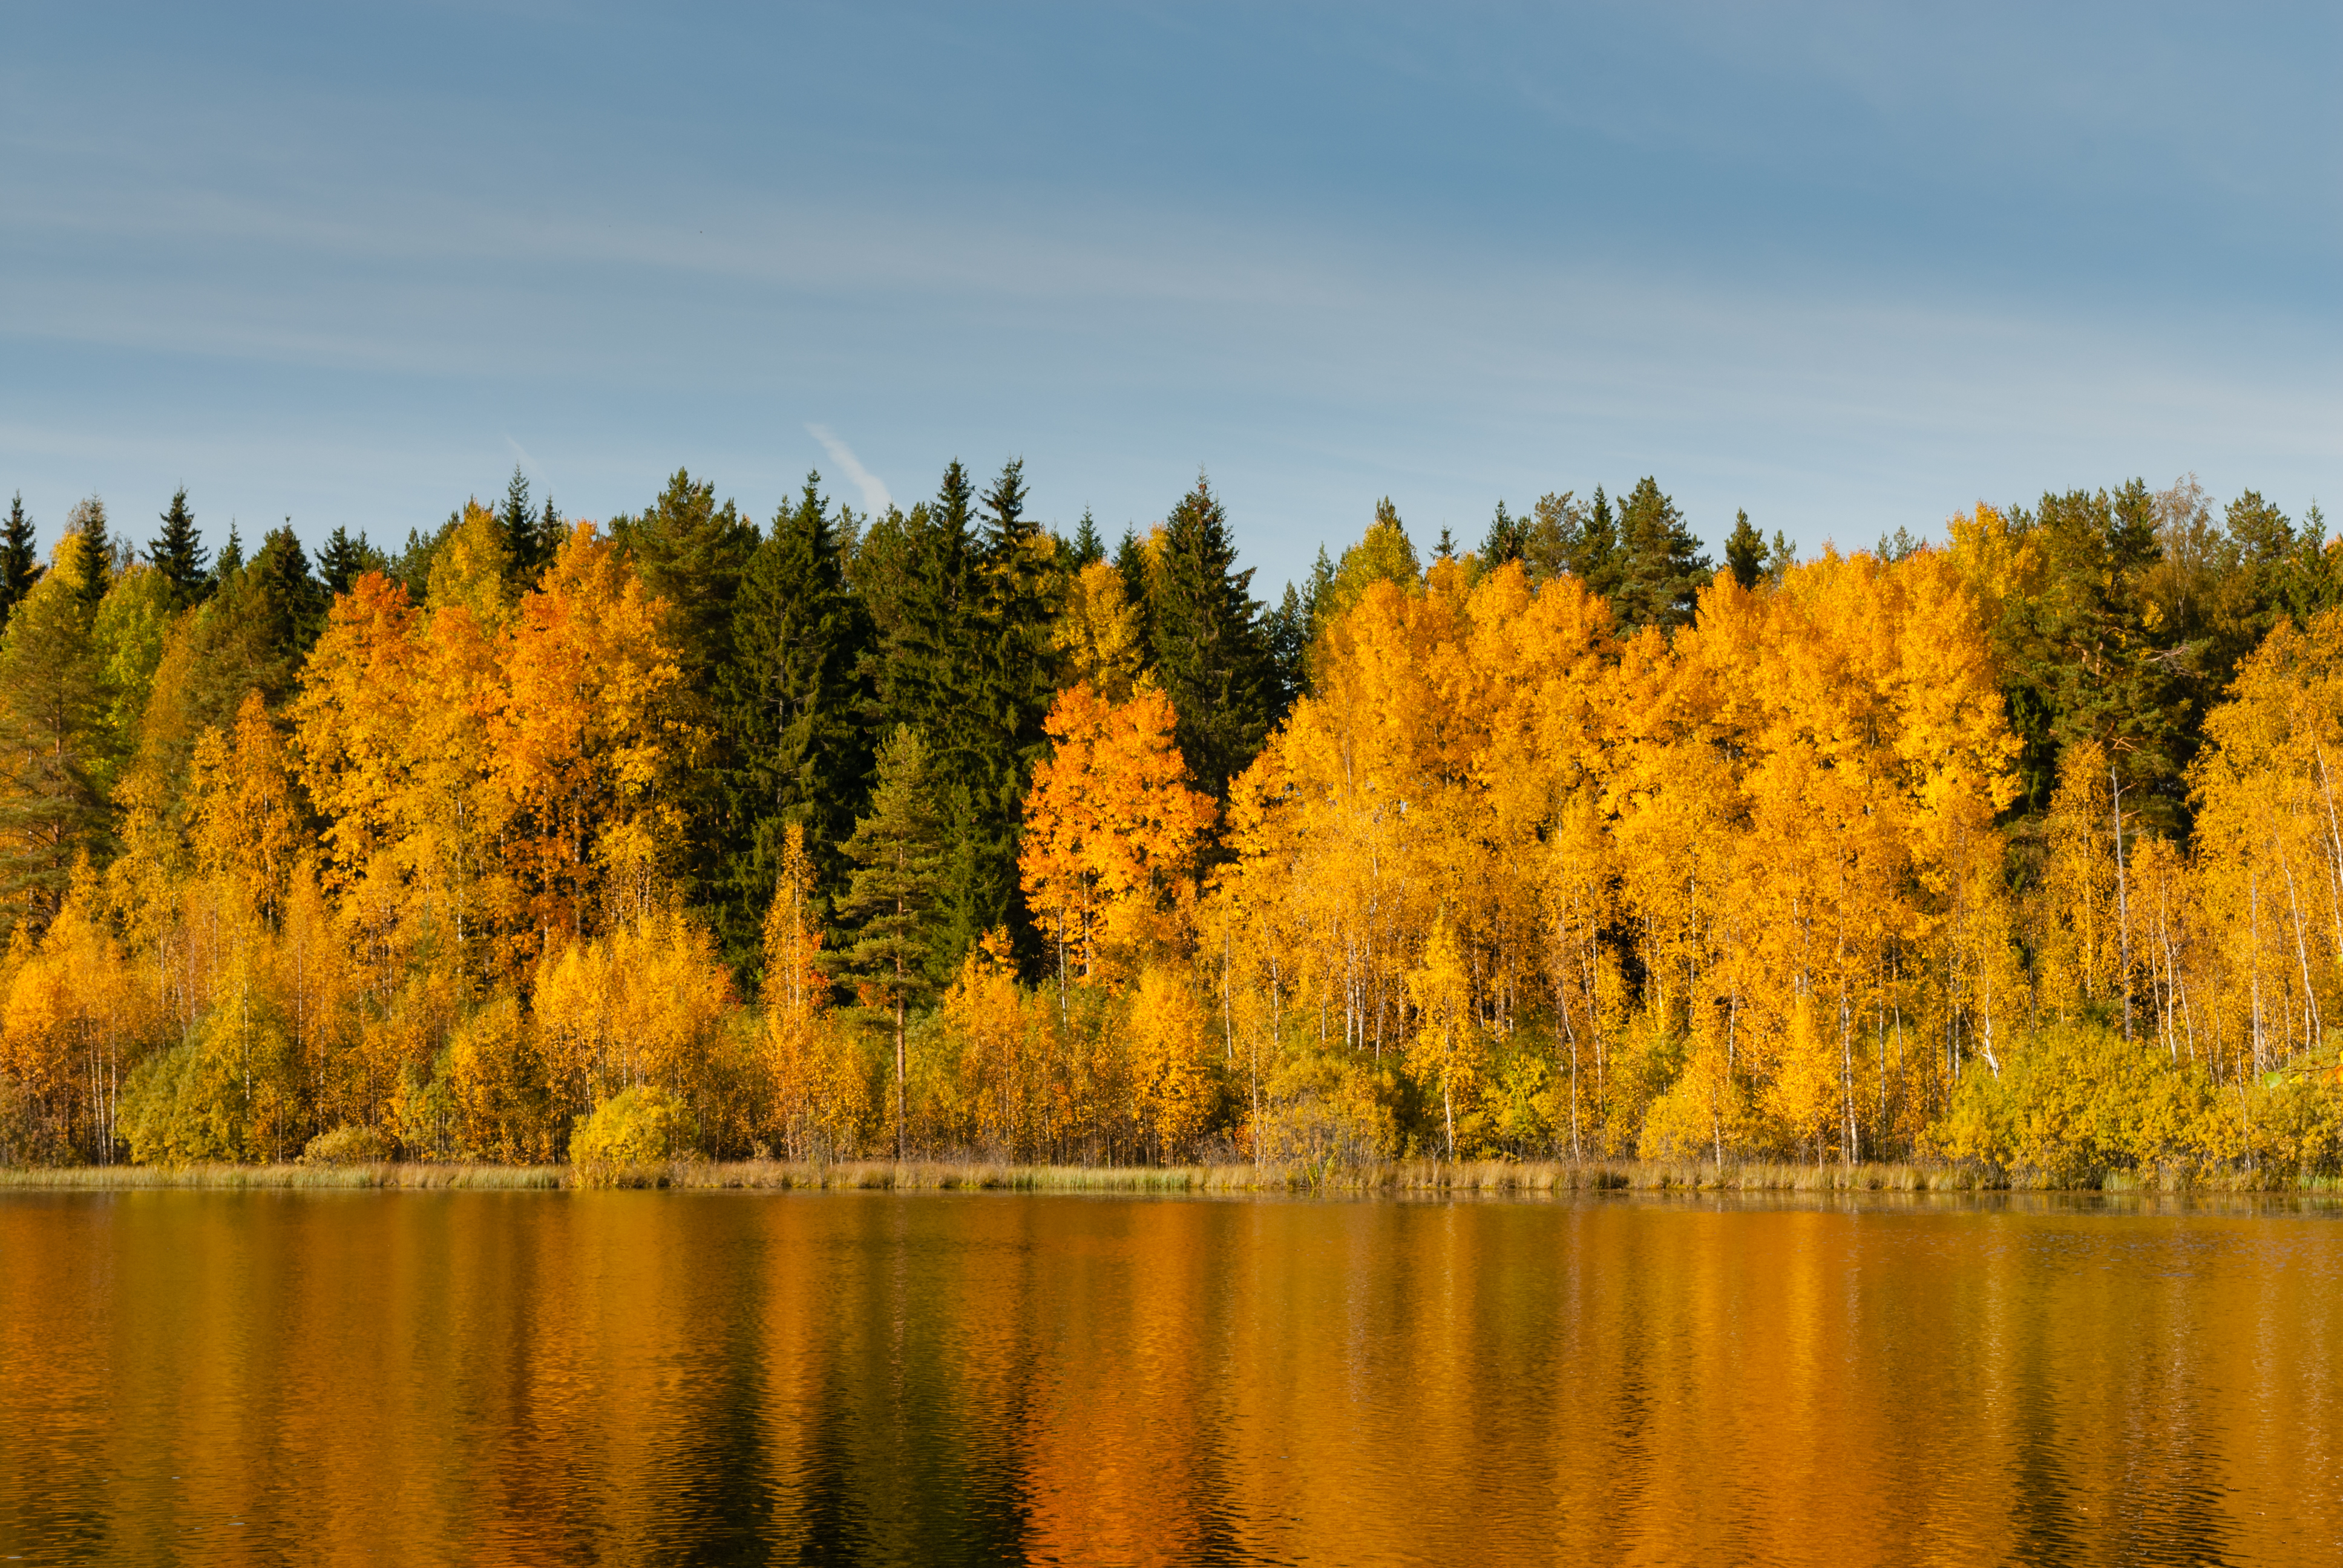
(2, 1189, 2340, 1566)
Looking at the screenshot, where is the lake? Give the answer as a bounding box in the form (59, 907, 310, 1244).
(2, 1188, 2339, 1565)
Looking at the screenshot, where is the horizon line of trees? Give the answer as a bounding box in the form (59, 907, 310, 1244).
(3, 464, 2341, 1180)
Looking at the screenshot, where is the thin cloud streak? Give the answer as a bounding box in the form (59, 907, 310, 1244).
(807, 425, 892, 515)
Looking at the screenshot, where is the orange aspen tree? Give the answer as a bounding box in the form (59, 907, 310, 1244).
(493, 523, 690, 956)
(1018, 681, 1216, 990)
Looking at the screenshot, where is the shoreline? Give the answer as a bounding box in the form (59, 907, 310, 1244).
(5, 1157, 2340, 1199)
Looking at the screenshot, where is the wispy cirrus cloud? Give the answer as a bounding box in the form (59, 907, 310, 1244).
(806, 425, 892, 515)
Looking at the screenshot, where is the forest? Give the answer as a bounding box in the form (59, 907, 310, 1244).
(2, 463, 2339, 1184)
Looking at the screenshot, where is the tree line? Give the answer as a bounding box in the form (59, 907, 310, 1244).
(1, 465, 2338, 1180)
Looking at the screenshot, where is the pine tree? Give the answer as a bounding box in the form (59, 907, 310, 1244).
(1725, 508, 1765, 591)
(616, 468, 758, 684)
(0, 493, 39, 630)
(1996, 485, 2187, 822)
(149, 488, 211, 607)
(1524, 491, 1581, 583)
(1611, 477, 1709, 630)
(834, 725, 945, 1157)
(1150, 475, 1272, 797)
(722, 471, 876, 961)
(0, 532, 114, 936)
(1766, 530, 1795, 583)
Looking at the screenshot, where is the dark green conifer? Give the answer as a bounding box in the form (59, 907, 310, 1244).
(1574, 488, 1620, 600)
(1150, 475, 1273, 798)
(972, 458, 1061, 957)
(1266, 581, 1309, 716)
(212, 524, 245, 586)
(149, 488, 211, 607)
(721, 471, 876, 962)
(0, 532, 113, 935)
(833, 725, 945, 1157)
(1483, 501, 1528, 567)
(1611, 477, 1709, 631)
(316, 527, 387, 599)
(0, 493, 39, 630)
(497, 466, 551, 593)
(1725, 509, 1765, 591)
(1064, 508, 1105, 570)
(614, 468, 761, 913)
(617, 468, 759, 684)
(62, 498, 113, 611)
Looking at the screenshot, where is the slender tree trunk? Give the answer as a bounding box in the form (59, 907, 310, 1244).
(2111, 766, 2134, 1042)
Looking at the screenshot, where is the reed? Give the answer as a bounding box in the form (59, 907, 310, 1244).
(5, 1157, 2337, 1196)
(0, 1163, 563, 1191)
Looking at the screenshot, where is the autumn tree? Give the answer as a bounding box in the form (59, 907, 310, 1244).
(1020, 681, 1216, 991)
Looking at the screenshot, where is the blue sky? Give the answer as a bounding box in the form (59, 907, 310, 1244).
(4, 1, 2335, 590)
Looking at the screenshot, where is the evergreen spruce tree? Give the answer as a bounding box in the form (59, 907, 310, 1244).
(1303, 544, 1335, 642)
(870, 463, 986, 968)
(1114, 523, 1156, 658)
(316, 527, 387, 599)
(1434, 526, 1457, 560)
(721, 471, 876, 964)
(536, 495, 565, 572)
(497, 466, 554, 593)
(148, 488, 211, 607)
(615, 468, 761, 912)
(0, 493, 39, 630)
(1725, 508, 1765, 591)
(1266, 581, 1309, 717)
(234, 527, 329, 670)
(1574, 488, 1620, 601)
(834, 725, 945, 1158)
(970, 458, 1061, 962)
(1067, 508, 1105, 569)
(1150, 475, 1273, 797)
(212, 524, 245, 588)
(62, 498, 113, 612)
(1482, 501, 1529, 567)
(845, 503, 919, 650)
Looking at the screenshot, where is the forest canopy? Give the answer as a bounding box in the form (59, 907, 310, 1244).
(2, 468, 2339, 1184)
